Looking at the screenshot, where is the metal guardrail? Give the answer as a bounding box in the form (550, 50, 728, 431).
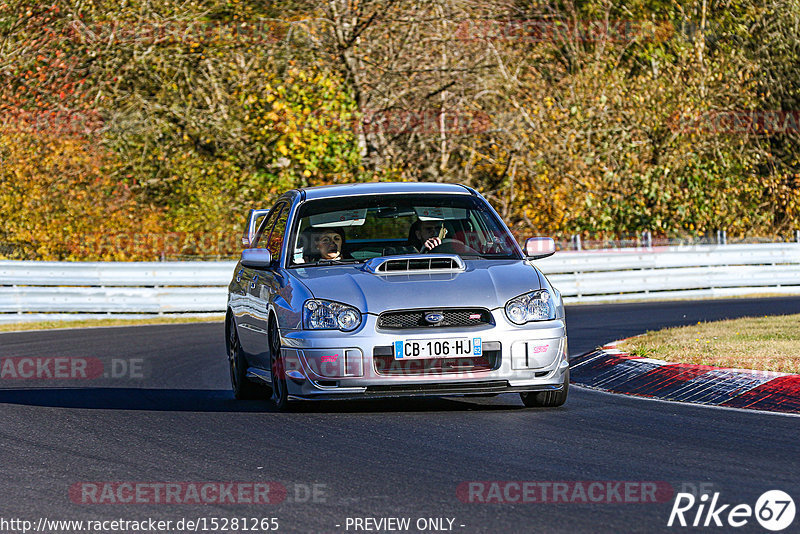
(0, 261, 232, 324)
(1, 243, 799, 323)
(540, 243, 800, 302)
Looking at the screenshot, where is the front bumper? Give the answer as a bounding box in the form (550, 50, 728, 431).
(276, 310, 569, 401)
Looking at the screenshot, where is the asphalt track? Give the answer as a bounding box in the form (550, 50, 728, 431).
(1, 297, 799, 534)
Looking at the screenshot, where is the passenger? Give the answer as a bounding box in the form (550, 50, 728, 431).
(303, 227, 346, 262)
(409, 219, 445, 252)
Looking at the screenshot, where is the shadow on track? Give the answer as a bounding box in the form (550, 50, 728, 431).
(0, 387, 534, 413)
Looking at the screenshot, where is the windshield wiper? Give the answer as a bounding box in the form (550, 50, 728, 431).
(314, 258, 363, 266)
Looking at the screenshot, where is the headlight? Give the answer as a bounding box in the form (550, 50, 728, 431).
(303, 299, 362, 331)
(505, 289, 556, 324)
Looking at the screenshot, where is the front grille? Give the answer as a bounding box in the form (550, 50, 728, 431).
(377, 308, 493, 329)
(373, 350, 500, 376)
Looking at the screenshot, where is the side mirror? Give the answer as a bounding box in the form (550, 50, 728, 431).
(242, 208, 270, 247)
(241, 248, 272, 269)
(524, 237, 556, 260)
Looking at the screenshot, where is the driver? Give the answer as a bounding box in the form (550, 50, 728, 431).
(302, 227, 346, 262)
(410, 219, 445, 252)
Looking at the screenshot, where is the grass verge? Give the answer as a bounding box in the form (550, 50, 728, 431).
(617, 314, 800, 374)
(0, 315, 224, 333)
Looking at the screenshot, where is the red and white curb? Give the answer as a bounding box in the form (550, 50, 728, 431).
(570, 342, 800, 414)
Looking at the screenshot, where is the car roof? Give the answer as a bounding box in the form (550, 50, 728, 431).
(298, 181, 474, 200)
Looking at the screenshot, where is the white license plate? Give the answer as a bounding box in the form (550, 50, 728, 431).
(393, 338, 482, 359)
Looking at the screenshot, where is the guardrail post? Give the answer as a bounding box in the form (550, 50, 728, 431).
(795, 230, 800, 243)
(571, 234, 582, 251)
(642, 230, 652, 248)
(716, 230, 727, 245)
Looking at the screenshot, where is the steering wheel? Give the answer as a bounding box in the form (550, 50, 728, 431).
(428, 238, 481, 255)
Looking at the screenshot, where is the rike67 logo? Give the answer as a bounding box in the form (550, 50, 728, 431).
(668, 490, 795, 531)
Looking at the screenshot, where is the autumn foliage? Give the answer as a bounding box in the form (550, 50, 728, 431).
(1, 0, 799, 260)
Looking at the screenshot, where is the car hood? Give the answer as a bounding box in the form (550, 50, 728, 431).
(290, 260, 543, 314)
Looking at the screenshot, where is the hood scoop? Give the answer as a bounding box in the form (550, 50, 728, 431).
(361, 254, 466, 275)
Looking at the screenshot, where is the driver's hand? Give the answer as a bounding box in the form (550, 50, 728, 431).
(423, 237, 442, 251)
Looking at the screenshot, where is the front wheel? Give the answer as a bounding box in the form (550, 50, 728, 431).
(269, 320, 291, 411)
(520, 369, 569, 408)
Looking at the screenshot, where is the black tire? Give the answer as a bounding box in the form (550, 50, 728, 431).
(520, 369, 569, 408)
(227, 316, 263, 400)
(269, 319, 291, 411)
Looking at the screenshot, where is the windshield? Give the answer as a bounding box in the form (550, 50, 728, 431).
(288, 193, 521, 266)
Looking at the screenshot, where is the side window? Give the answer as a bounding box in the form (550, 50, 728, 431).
(266, 207, 290, 263)
(252, 202, 285, 249)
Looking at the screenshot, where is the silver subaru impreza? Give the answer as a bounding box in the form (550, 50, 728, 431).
(226, 182, 568, 410)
